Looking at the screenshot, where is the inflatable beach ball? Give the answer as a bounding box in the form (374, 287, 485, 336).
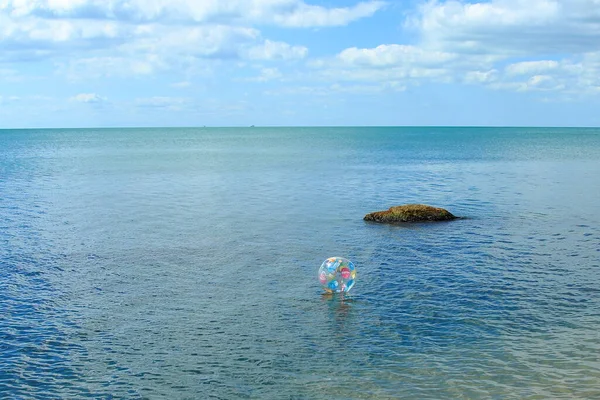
(318, 257, 356, 293)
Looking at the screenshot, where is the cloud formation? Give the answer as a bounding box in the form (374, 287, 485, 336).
(1, 0, 385, 27)
(315, 0, 600, 97)
(414, 0, 600, 55)
(338, 44, 456, 67)
(0, 0, 381, 75)
(1, 0, 599, 128)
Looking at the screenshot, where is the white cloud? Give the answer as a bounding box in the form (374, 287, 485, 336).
(496, 54, 600, 95)
(49, 24, 263, 78)
(301, 1, 600, 98)
(505, 60, 560, 76)
(338, 44, 455, 67)
(127, 25, 260, 59)
(0, 0, 385, 27)
(247, 40, 308, 60)
(314, 43, 490, 86)
(413, 0, 600, 55)
(0, 14, 124, 54)
(270, 0, 386, 27)
(515, 75, 565, 92)
(1, 17, 261, 61)
(323, 45, 600, 97)
(3, 0, 600, 104)
(576, 51, 600, 91)
(528, 74, 554, 87)
(464, 69, 499, 84)
(2, 0, 363, 77)
(70, 93, 107, 103)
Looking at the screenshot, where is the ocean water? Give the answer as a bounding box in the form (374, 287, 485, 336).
(1, 127, 599, 399)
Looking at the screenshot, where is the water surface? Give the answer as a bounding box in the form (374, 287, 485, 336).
(1, 127, 600, 398)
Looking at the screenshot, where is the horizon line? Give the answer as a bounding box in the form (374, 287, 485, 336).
(1, 125, 599, 130)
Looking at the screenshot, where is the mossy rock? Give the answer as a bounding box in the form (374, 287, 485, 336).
(364, 204, 457, 223)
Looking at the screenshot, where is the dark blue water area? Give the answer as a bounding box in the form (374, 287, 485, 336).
(0, 192, 82, 398)
(1, 127, 600, 399)
(0, 257, 91, 398)
(0, 191, 120, 398)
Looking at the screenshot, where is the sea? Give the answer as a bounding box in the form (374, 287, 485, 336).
(1, 127, 599, 399)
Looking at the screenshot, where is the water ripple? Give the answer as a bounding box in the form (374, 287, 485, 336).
(2, 127, 600, 399)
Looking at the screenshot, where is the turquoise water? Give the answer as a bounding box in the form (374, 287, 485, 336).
(1, 127, 600, 399)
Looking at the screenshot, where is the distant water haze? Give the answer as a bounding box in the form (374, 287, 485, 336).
(1, 127, 599, 399)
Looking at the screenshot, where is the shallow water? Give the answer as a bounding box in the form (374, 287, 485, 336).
(1, 127, 600, 399)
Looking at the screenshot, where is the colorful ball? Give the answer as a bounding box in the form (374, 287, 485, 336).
(318, 257, 356, 293)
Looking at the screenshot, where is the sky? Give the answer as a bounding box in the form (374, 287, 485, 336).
(1, 0, 600, 128)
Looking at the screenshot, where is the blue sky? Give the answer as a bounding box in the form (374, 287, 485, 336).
(1, 0, 600, 128)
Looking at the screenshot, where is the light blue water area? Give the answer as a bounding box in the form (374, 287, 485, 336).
(1, 127, 600, 399)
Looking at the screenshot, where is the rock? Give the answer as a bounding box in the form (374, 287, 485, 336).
(364, 204, 457, 223)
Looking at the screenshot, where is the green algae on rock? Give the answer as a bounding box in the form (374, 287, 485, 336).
(364, 204, 457, 223)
